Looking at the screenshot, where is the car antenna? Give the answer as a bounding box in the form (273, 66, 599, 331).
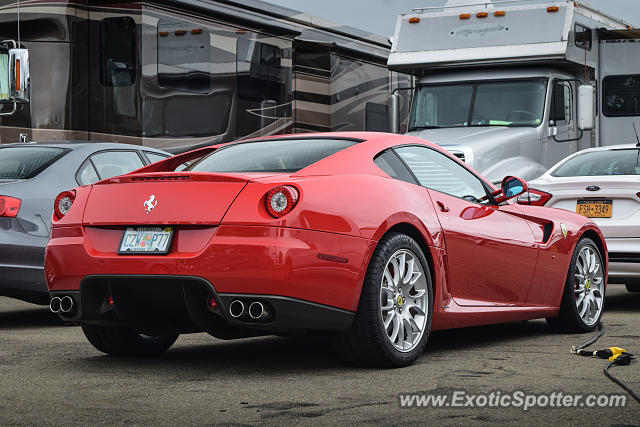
(634, 122, 640, 148)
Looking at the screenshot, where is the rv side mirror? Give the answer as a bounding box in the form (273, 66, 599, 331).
(0, 46, 29, 105)
(577, 85, 594, 130)
(389, 93, 399, 134)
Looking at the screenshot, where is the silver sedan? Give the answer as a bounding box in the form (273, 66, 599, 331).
(0, 142, 171, 304)
(519, 144, 640, 292)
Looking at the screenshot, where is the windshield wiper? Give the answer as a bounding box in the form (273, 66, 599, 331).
(409, 125, 441, 131)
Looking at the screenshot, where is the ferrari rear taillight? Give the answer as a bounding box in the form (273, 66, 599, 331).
(0, 196, 21, 218)
(265, 185, 299, 218)
(53, 190, 76, 220)
(517, 189, 552, 206)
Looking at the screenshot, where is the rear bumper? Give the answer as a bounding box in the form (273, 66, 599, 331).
(606, 238, 640, 280)
(45, 225, 372, 332)
(0, 227, 49, 303)
(51, 275, 355, 335)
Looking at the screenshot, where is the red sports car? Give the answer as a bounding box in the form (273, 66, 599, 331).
(45, 132, 607, 367)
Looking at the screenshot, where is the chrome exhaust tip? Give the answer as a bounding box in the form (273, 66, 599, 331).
(248, 301, 268, 320)
(229, 300, 245, 318)
(49, 297, 62, 313)
(60, 296, 74, 313)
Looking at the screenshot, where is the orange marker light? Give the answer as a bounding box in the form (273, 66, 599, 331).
(494, 11, 505, 17)
(477, 12, 488, 18)
(408, 17, 420, 23)
(174, 30, 187, 36)
(547, 6, 559, 12)
(158, 31, 169, 36)
(15, 59, 20, 91)
(459, 13, 471, 19)
(191, 28, 203, 34)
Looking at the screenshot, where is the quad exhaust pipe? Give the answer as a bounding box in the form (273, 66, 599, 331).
(50, 296, 74, 314)
(229, 300, 245, 318)
(228, 299, 272, 321)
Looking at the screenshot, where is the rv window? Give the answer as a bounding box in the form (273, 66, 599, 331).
(575, 24, 592, 51)
(603, 75, 640, 117)
(551, 82, 572, 125)
(100, 17, 136, 87)
(366, 103, 389, 132)
(157, 21, 212, 93)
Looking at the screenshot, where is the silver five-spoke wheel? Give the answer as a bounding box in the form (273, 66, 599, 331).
(380, 249, 428, 352)
(573, 244, 604, 326)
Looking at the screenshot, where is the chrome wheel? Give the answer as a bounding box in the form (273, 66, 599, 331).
(573, 244, 604, 326)
(380, 249, 429, 352)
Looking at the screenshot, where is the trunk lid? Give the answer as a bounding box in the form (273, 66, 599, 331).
(82, 172, 251, 226)
(531, 176, 640, 238)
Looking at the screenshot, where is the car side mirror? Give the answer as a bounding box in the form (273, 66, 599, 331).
(494, 176, 528, 203)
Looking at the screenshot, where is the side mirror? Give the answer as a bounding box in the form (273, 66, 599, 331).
(0, 43, 30, 104)
(577, 85, 595, 130)
(494, 175, 528, 203)
(0, 44, 30, 111)
(389, 93, 399, 134)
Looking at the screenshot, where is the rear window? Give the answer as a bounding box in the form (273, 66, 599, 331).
(189, 138, 357, 173)
(0, 147, 68, 179)
(551, 149, 640, 177)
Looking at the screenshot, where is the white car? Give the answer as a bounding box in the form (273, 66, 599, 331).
(518, 144, 640, 292)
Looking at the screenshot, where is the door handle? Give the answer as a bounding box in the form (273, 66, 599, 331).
(436, 201, 450, 212)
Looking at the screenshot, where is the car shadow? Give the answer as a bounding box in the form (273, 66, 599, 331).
(0, 306, 63, 329)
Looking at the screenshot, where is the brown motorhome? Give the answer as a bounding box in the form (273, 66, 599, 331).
(0, 0, 410, 152)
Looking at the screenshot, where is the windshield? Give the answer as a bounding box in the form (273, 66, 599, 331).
(189, 138, 357, 173)
(551, 149, 640, 177)
(409, 79, 547, 130)
(0, 147, 68, 179)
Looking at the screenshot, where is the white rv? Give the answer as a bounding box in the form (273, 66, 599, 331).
(388, 0, 638, 182)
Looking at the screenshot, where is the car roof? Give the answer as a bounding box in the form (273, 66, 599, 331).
(0, 141, 171, 155)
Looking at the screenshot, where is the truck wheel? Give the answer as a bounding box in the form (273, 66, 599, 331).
(81, 323, 178, 356)
(547, 237, 605, 333)
(336, 233, 432, 367)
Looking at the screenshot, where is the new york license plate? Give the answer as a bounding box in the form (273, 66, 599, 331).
(118, 227, 173, 254)
(576, 200, 612, 218)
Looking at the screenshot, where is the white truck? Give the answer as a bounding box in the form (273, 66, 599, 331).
(388, 0, 639, 182)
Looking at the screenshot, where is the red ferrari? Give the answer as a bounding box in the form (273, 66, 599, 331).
(45, 133, 607, 367)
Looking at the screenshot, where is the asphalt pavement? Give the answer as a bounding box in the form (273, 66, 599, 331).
(1, 284, 639, 425)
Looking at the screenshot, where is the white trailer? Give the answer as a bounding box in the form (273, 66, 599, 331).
(388, 0, 636, 182)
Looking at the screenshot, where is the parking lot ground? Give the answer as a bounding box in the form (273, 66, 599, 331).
(1, 284, 639, 425)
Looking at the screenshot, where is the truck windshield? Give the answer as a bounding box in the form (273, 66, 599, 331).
(409, 79, 547, 130)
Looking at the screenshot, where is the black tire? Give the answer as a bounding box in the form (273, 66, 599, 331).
(624, 280, 640, 293)
(547, 237, 605, 333)
(81, 323, 178, 356)
(335, 232, 433, 368)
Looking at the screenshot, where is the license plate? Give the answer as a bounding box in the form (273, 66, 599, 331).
(118, 227, 174, 254)
(576, 200, 612, 218)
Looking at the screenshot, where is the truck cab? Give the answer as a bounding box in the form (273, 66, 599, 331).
(388, 1, 629, 182)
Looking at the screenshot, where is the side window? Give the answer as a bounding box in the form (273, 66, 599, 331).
(157, 21, 211, 93)
(77, 162, 100, 185)
(394, 146, 489, 202)
(100, 17, 136, 87)
(551, 82, 572, 125)
(575, 24, 592, 51)
(603, 75, 640, 117)
(366, 103, 389, 132)
(373, 150, 416, 184)
(89, 151, 144, 181)
(144, 151, 171, 164)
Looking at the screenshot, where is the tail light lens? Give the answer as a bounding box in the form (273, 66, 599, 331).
(517, 189, 552, 206)
(53, 190, 76, 220)
(0, 196, 21, 217)
(265, 185, 299, 218)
